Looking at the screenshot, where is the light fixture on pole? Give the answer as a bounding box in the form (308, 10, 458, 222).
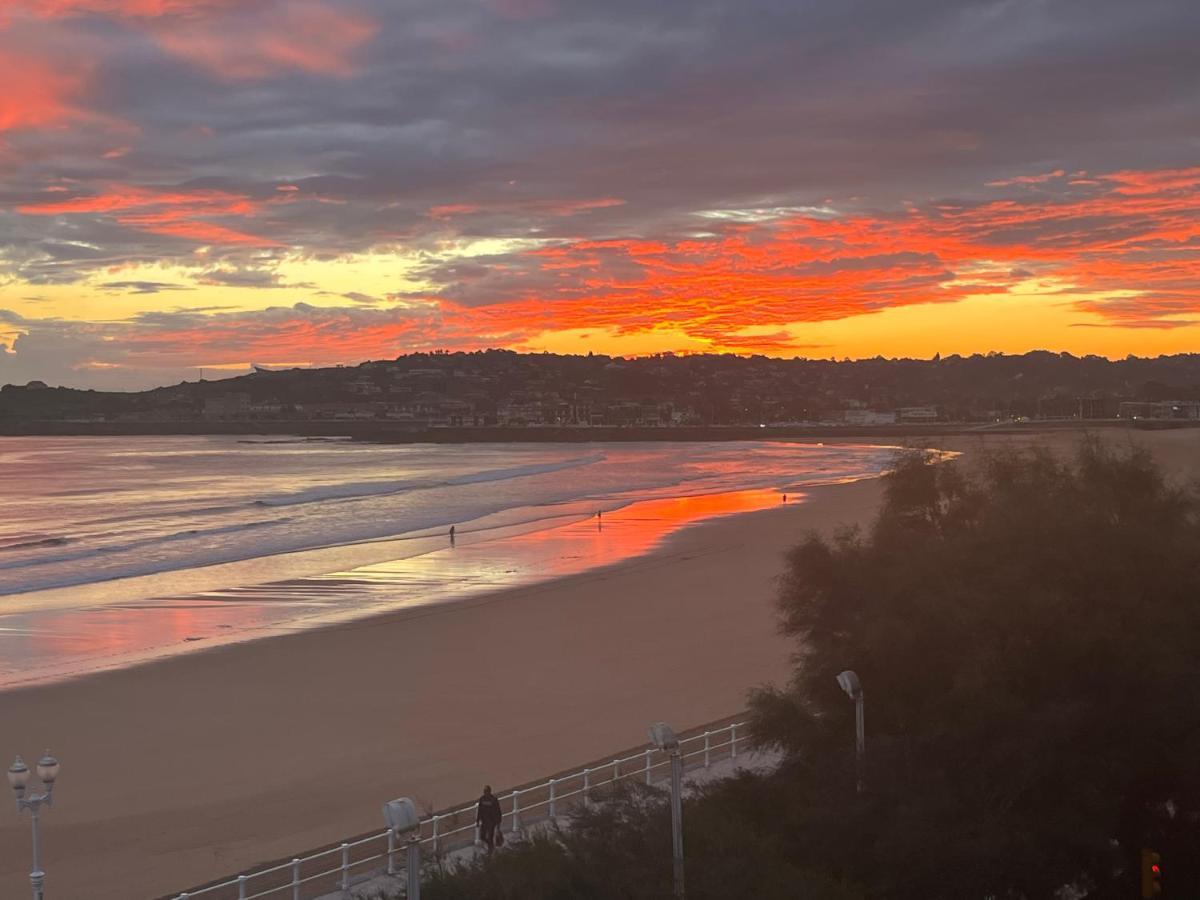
(836, 670, 865, 793)
(648, 722, 685, 899)
(383, 797, 422, 900)
(7, 750, 61, 900)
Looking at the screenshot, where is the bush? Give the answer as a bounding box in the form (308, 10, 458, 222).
(749, 441, 1200, 898)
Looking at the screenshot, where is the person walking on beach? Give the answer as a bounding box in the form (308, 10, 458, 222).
(449, 525, 456, 546)
(476, 785, 503, 852)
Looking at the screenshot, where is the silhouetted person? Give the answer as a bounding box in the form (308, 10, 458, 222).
(782, 494, 787, 503)
(449, 525, 456, 546)
(476, 785, 502, 852)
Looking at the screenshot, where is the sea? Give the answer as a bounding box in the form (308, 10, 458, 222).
(0, 436, 897, 687)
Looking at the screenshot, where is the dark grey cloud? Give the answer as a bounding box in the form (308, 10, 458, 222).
(99, 280, 192, 294)
(2, 0, 1196, 285)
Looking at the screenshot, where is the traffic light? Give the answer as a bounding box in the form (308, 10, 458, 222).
(1140, 848, 1162, 898)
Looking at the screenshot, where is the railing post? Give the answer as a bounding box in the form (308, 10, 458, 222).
(510, 789, 521, 834)
(549, 778, 557, 819)
(612, 758, 620, 785)
(731, 723, 738, 759)
(431, 815, 440, 855)
(340, 842, 351, 891)
(292, 857, 302, 900)
(645, 748, 653, 784)
(387, 827, 397, 875)
(238, 874, 248, 900)
(704, 730, 711, 767)
(583, 767, 591, 807)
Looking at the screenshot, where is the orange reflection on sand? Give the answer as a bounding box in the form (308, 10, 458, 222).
(340, 487, 790, 593)
(0, 486, 800, 687)
(1, 597, 289, 685)
(511, 488, 784, 575)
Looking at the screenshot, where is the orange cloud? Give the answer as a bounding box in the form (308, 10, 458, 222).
(148, 2, 376, 79)
(9, 0, 375, 80)
(15, 0, 238, 19)
(112, 308, 431, 368)
(0, 49, 81, 132)
(411, 164, 1200, 342)
(429, 203, 481, 219)
(541, 197, 626, 216)
(18, 184, 281, 245)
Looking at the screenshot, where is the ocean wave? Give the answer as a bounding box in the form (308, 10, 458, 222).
(254, 453, 607, 508)
(0, 535, 71, 552)
(0, 518, 292, 574)
(0, 441, 897, 598)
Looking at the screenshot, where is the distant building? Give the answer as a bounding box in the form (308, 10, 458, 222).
(248, 398, 284, 417)
(896, 406, 939, 423)
(844, 410, 897, 425)
(203, 393, 251, 420)
(348, 378, 383, 396)
(1119, 400, 1200, 420)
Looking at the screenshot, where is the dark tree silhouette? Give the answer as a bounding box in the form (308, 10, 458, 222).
(749, 440, 1200, 898)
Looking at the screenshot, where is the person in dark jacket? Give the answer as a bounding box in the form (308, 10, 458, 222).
(476, 785, 503, 852)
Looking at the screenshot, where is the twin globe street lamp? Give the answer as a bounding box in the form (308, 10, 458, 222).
(7, 750, 62, 900)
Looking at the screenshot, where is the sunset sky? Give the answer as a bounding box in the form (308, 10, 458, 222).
(1, 0, 1198, 389)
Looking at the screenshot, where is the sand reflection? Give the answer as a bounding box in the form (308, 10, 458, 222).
(0, 485, 803, 688)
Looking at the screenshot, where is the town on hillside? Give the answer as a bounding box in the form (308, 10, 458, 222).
(4, 349, 1200, 429)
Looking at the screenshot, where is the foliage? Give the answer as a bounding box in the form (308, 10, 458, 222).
(748, 440, 1200, 898)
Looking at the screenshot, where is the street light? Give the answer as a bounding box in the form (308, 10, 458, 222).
(8, 750, 61, 900)
(648, 722, 685, 899)
(836, 670, 865, 793)
(383, 797, 421, 900)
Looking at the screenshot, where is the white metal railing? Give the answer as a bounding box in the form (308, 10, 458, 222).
(170, 719, 745, 900)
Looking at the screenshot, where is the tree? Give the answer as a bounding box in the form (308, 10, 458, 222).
(749, 440, 1200, 898)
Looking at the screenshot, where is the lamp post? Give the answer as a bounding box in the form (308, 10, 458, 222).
(383, 797, 422, 900)
(7, 750, 61, 900)
(836, 670, 865, 793)
(648, 722, 685, 899)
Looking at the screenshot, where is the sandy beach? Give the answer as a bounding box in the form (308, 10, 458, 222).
(0, 428, 1195, 899)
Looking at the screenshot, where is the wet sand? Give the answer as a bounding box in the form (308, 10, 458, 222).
(0, 473, 887, 899)
(0, 427, 1195, 899)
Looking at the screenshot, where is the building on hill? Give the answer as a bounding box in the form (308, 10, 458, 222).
(1119, 400, 1200, 420)
(844, 409, 897, 425)
(896, 405, 939, 423)
(203, 393, 251, 420)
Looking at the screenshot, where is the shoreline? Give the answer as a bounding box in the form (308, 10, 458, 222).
(0, 471, 889, 900)
(0, 442, 898, 690)
(0, 418, 1152, 441)
(0, 485, 804, 691)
